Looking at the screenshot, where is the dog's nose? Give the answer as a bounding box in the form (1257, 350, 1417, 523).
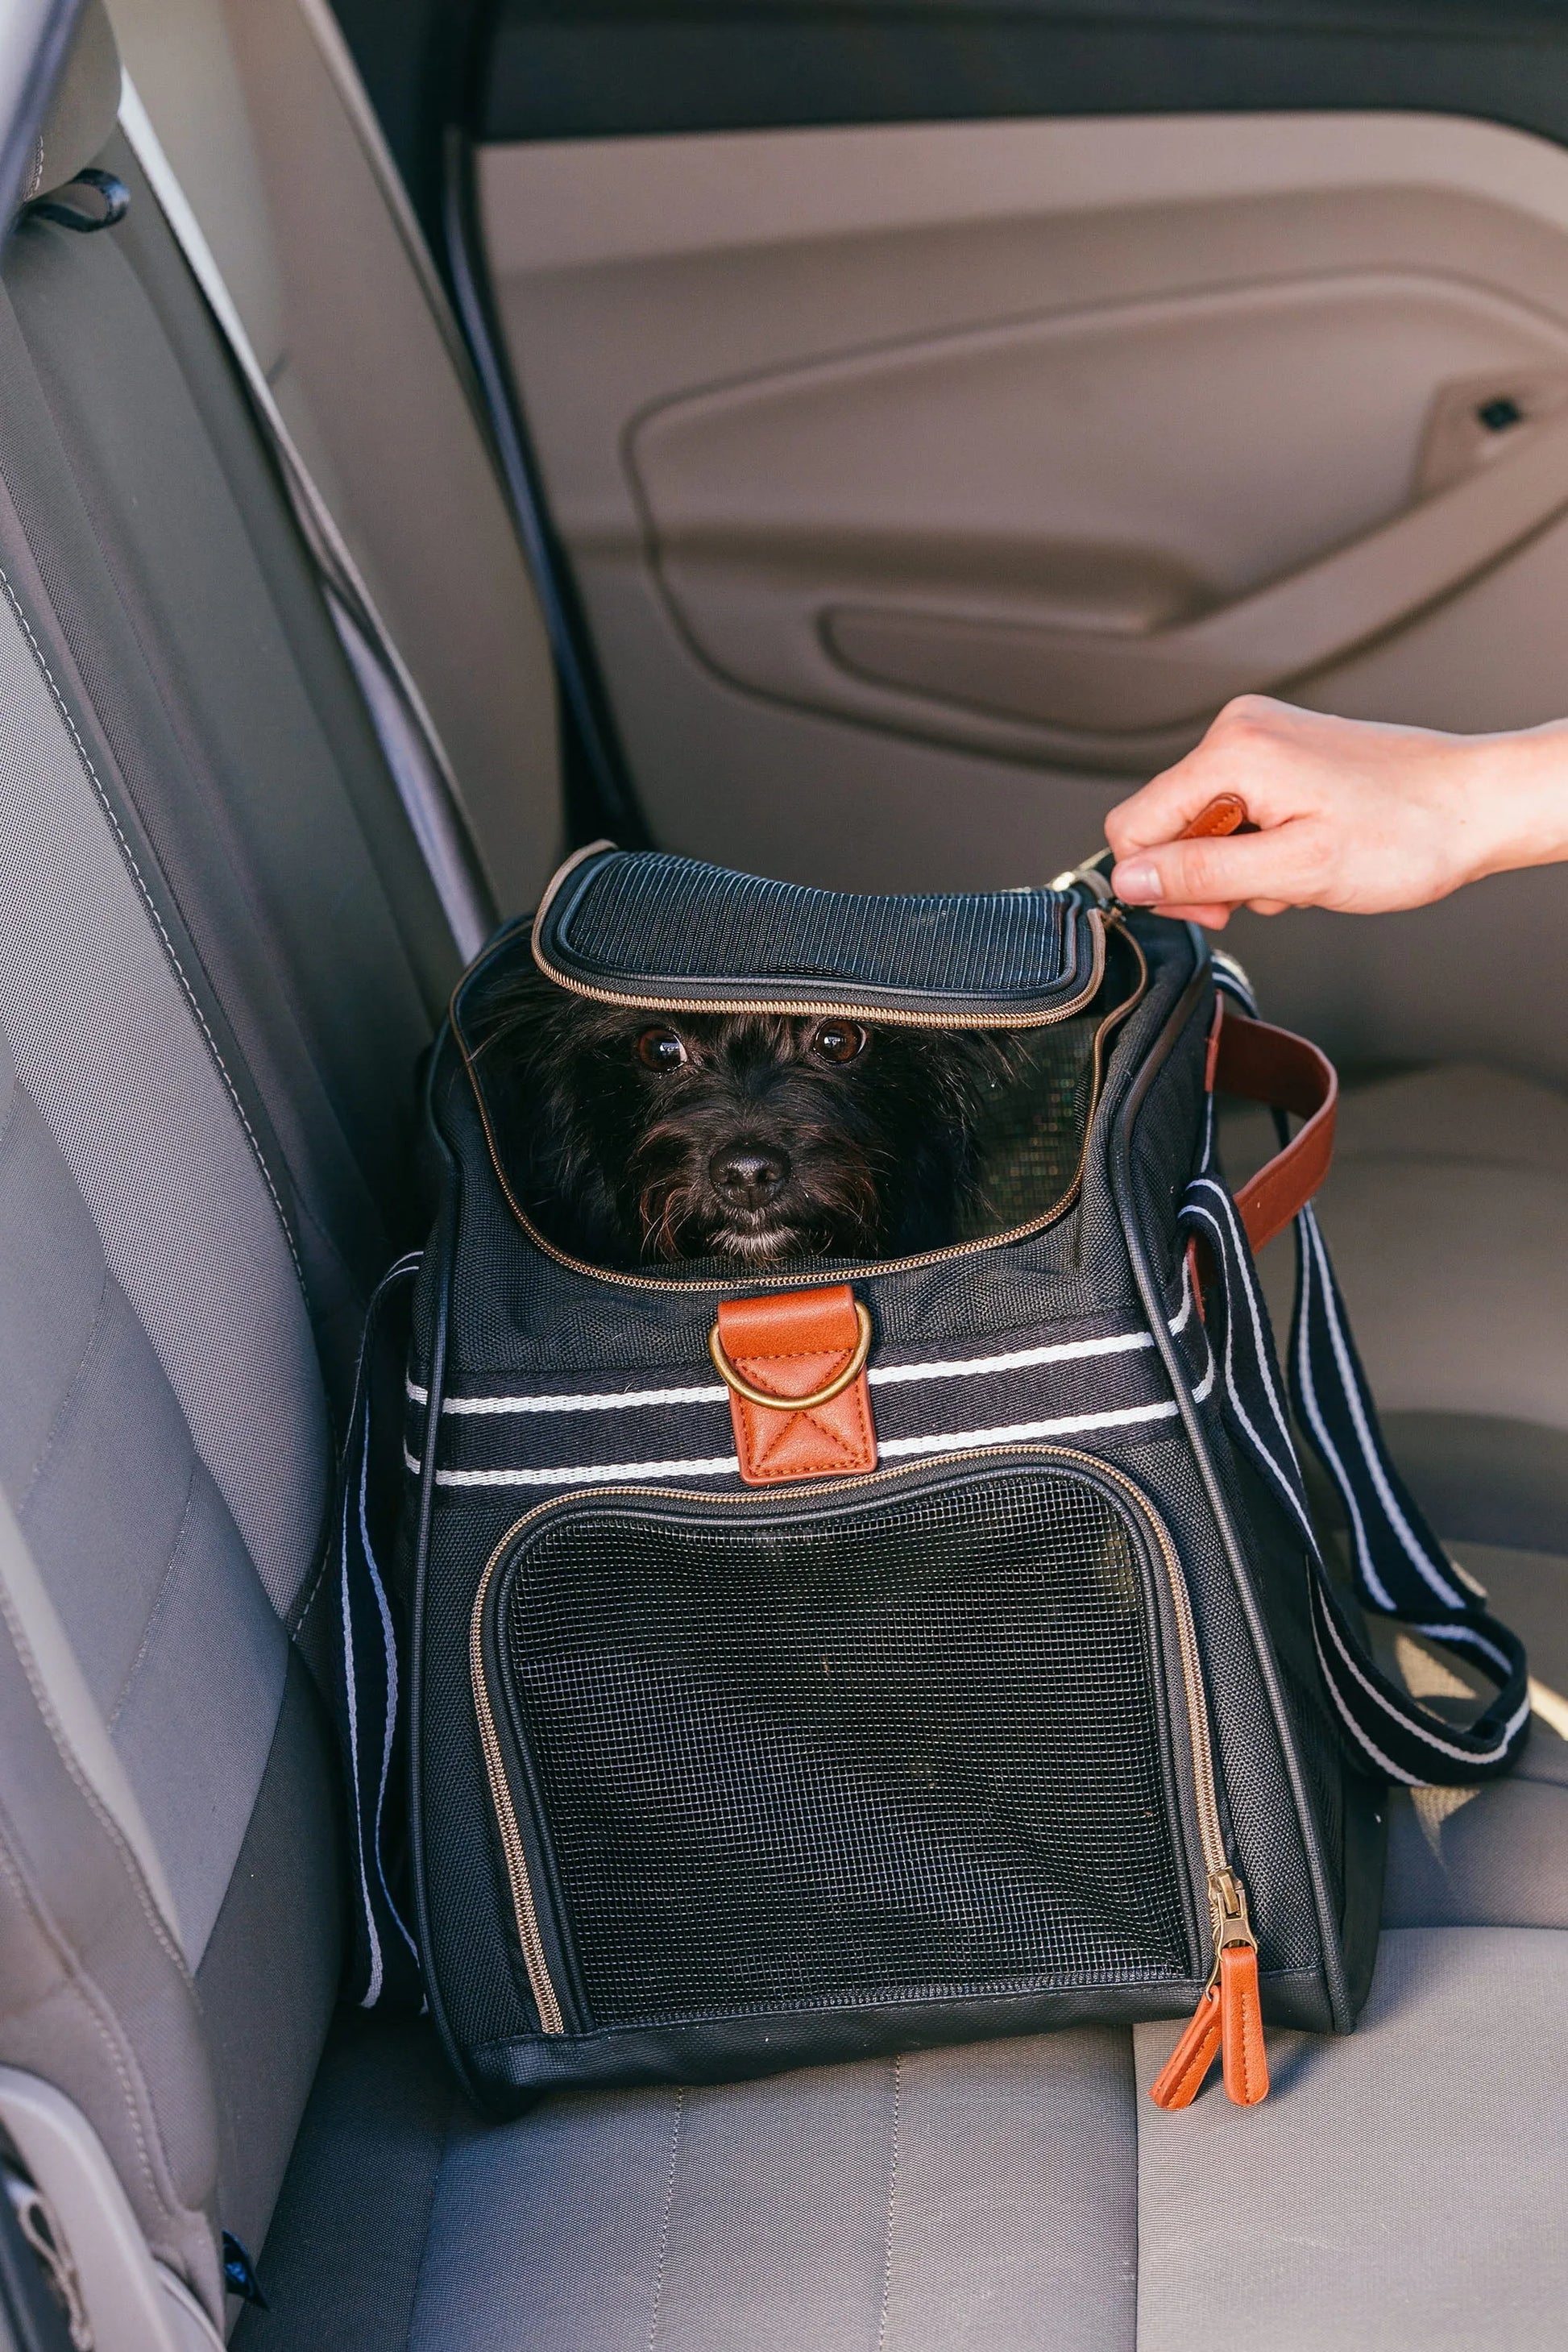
(710, 1144, 790, 1206)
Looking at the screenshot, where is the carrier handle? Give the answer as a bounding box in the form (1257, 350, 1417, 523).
(710, 1299, 873, 1411)
(1207, 1002, 1337, 1254)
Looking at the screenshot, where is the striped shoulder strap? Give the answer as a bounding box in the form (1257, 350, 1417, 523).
(334, 1254, 425, 2009)
(1188, 973, 1529, 1786)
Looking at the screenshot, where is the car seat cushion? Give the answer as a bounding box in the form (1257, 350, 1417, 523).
(1133, 1926, 1568, 2350)
(245, 2019, 1139, 2352)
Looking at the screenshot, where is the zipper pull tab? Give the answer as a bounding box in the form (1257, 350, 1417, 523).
(1148, 1982, 1223, 2109)
(1213, 1870, 1268, 2107)
(1147, 1871, 1269, 2112)
(1219, 1942, 1268, 2106)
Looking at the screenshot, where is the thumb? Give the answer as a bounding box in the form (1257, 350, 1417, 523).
(1110, 828, 1282, 909)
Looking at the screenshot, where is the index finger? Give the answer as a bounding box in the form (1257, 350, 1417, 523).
(1104, 749, 1248, 860)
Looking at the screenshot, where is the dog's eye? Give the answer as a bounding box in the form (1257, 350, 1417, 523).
(809, 1020, 867, 1064)
(637, 1026, 688, 1071)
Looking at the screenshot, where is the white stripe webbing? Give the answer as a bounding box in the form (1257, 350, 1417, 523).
(406, 1396, 1184, 1488)
(407, 1314, 1189, 1421)
(336, 1256, 425, 2009)
(1179, 1179, 1529, 1786)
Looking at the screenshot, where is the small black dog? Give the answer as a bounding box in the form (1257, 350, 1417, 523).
(473, 964, 1029, 1267)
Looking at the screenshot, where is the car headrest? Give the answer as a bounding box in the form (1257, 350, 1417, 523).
(20, 0, 121, 205)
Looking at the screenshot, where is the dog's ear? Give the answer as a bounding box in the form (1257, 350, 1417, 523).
(471, 962, 658, 1264)
(479, 965, 675, 1080)
(470, 957, 570, 1060)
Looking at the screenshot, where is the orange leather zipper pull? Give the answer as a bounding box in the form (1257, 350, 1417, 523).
(1219, 1942, 1269, 2106)
(1148, 1870, 1269, 2113)
(1179, 793, 1257, 840)
(1149, 1984, 1223, 2109)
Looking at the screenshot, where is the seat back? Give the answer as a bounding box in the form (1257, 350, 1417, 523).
(0, 2, 562, 2311)
(107, 0, 565, 916)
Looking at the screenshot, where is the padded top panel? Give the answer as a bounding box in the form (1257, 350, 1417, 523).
(530, 846, 1102, 1024)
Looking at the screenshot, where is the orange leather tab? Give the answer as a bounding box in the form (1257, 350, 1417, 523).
(1148, 1985, 1223, 2110)
(1211, 1002, 1338, 1255)
(1219, 1943, 1270, 2106)
(1179, 792, 1256, 840)
(717, 1284, 877, 1486)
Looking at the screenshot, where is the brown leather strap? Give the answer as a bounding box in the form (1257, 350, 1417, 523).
(1211, 1002, 1338, 1255)
(714, 1284, 877, 1486)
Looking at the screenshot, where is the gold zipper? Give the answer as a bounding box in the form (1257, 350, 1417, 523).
(469, 1441, 1241, 2035)
(454, 926, 1147, 1297)
(470, 1516, 566, 2034)
(1084, 1453, 1259, 1986)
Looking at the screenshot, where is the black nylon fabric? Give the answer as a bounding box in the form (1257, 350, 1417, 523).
(400, 902, 1379, 2108)
(534, 847, 1097, 1018)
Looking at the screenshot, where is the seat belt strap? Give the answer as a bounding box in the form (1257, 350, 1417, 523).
(116, 75, 495, 962)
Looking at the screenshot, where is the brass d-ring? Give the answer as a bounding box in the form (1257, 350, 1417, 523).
(709, 1300, 873, 1412)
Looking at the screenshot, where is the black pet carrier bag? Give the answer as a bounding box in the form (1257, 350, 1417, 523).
(338, 845, 1530, 2118)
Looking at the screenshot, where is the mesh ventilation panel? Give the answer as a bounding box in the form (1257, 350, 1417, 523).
(492, 1462, 1193, 2029)
(541, 852, 1078, 1005)
(956, 1016, 1097, 1239)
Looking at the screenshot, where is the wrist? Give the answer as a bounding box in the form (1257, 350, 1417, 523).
(1458, 724, 1568, 886)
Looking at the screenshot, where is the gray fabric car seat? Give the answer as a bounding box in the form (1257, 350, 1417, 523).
(0, 8, 460, 2316)
(247, 2015, 1142, 2352)
(1, 122, 458, 1406)
(1176, 1057, 1568, 2335)
(105, 0, 564, 919)
(243, 1924, 1568, 2352)
(3, 12, 1568, 2350)
(1224, 1057, 1568, 1981)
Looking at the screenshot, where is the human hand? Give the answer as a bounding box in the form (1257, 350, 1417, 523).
(1104, 695, 1568, 928)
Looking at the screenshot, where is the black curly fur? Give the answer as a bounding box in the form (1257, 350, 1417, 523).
(470, 963, 1028, 1267)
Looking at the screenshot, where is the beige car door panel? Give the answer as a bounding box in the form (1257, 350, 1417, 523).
(480, 112, 1568, 1080)
(634, 272, 1568, 763)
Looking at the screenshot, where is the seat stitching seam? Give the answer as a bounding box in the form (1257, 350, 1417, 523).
(18, 1263, 114, 1514)
(646, 2086, 683, 2352)
(0, 1575, 193, 1990)
(106, 1458, 203, 1731)
(876, 2054, 902, 2352)
(0, 566, 307, 1293)
(0, 1815, 173, 2225)
(403, 2057, 461, 2347)
(289, 1520, 337, 1642)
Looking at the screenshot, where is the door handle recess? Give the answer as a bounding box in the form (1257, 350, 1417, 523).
(823, 400, 1568, 736)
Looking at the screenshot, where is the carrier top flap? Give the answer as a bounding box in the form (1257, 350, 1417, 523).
(530, 845, 1106, 1026)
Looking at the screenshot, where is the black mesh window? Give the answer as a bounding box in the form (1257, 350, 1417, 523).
(492, 1462, 1193, 2028)
(555, 855, 1071, 996)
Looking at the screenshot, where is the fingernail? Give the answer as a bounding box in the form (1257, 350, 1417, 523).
(1112, 862, 1162, 902)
